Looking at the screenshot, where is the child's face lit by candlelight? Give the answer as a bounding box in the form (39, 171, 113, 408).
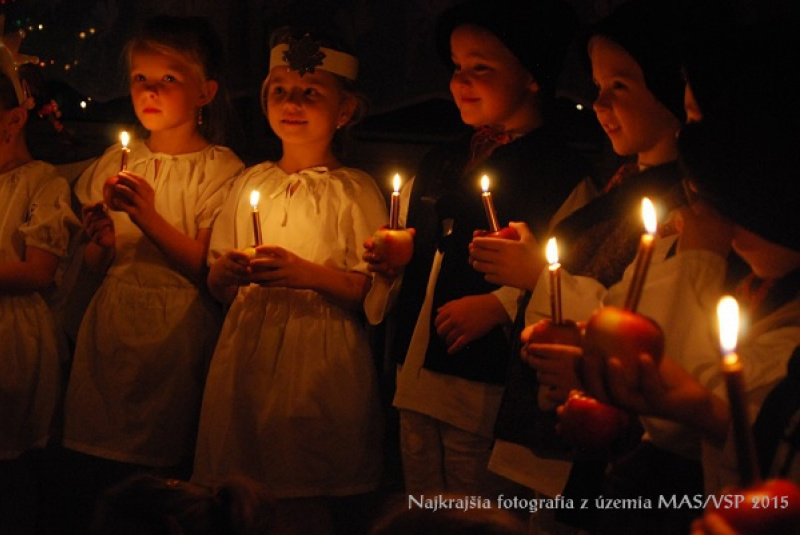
(449, 24, 539, 132)
(265, 68, 355, 149)
(590, 36, 680, 164)
(129, 46, 217, 136)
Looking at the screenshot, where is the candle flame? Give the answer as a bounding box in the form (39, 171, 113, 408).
(717, 296, 739, 354)
(481, 175, 490, 193)
(250, 190, 260, 209)
(120, 130, 130, 148)
(393, 173, 401, 193)
(642, 197, 657, 235)
(546, 237, 559, 265)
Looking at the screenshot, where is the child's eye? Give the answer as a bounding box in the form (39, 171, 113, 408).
(611, 80, 627, 90)
(131, 74, 146, 82)
(163, 74, 176, 83)
(473, 64, 490, 73)
(304, 88, 319, 97)
(271, 86, 285, 96)
(452, 62, 462, 73)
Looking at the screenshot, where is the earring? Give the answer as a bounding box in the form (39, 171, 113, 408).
(197, 107, 204, 126)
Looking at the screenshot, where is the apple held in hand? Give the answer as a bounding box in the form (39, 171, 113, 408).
(372, 227, 414, 268)
(583, 306, 664, 387)
(488, 226, 520, 240)
(558, 390, 630, 450)
(475, 226, 520, 240)
(711, 479, 800, 535)
(524, 318, 582, 346)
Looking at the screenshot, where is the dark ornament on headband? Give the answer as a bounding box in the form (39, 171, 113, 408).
(283, 34, 326, 76)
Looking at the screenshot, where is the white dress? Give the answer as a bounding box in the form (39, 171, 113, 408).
(193, 163, 386, 498)
(1, 161, 79, 459)
(63, 140, 243, 467)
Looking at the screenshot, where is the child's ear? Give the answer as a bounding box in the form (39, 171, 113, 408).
(198, 79, 219, 107)
(337, 95, 357, 128)
(8, 106, 29, 131)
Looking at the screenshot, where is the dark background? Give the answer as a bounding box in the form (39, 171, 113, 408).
(3, 0, 790, 186)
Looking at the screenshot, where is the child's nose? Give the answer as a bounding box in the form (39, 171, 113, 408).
(285, 89, 303, 107)
(450, 70, 471, 87)
(593, 91, 610, 112)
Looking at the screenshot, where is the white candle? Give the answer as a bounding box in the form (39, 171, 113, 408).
(624, 197, 657, 311)
(546, 237, 562, 324)
(480, 175, 500, 232)
(390, 173, 401, 229)
(250, 190, 263, 247)
(717, 296, 760, 486)
(119, 131, 130, 172)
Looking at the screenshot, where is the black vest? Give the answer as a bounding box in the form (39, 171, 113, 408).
(388, 125, 591, 385)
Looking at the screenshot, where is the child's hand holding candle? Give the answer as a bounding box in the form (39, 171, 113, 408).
(370, 174, 414, 271)
(581, 197, 664, 394)
(478, 175, 519, 240)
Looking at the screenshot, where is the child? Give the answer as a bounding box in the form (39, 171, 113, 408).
(470, 0, 716, 531)
(192, 28, 386, 535)
(600, 20, 799, 495)
(0, 27, 79, 531)
(364, 0, 592, 498)
(60, 14, 244, 527)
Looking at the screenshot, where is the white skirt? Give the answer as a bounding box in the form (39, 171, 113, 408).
(193, 285, 383, 497)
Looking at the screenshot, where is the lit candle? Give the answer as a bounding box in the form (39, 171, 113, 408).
(389, 173, 401, 229)
(546, 237, 562, 324)
(717, 296, 760, 486)
(119, 131, 130, 172)
(250, 190, 263, 247)
(623, 197, 657, 311)
(480, 175, 500, 232)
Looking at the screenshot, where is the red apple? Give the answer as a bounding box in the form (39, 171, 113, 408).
(523, 318, 582, 346)
(582, 306, 664, 389)
(475, 226, 520, 240)
(523, 319, 582, 410)
(372, 228, 414, 268)
(710, 479, 800, 535)
(558, 390, 630, 450)
(487, 226, 520, 240)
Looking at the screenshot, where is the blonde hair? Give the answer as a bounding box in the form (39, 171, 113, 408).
(124, 15, 233, 145)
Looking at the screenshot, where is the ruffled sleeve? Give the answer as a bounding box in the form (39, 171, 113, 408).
(20, 168, 80, 258)
(340, 169, 388, 276)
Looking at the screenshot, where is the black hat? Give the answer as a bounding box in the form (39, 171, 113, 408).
(587, 0, 693, 122)
(678, 24, 800, 252)
(435, 0, 578, 95)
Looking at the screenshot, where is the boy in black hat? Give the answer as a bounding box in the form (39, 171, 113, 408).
(600, 20, 800, 505)
(470, 0, 735, 532)
(363, 0, 593, 499)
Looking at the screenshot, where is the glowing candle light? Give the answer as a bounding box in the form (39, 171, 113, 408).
(250, 190, 263, 247)
(119, 131, 130, 172)
(546, 237, 562, 324)
(389, 173, 401, 229)
(623, 197, 657, 311)
(718, 296, 760, 486)
(480, 175, 500, 233)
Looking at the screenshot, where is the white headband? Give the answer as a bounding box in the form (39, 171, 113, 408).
(269, 35, 358, 81)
